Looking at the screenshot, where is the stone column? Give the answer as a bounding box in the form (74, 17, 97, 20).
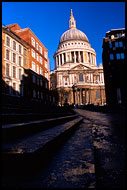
(88, 89, 91, 104)
(58, 54, 61, 66)
(89, 89, 92, 104)
(75, 88, 78, 105)
(83, 51, 85, 63)
(62, 54, 64, 65)
(90, 53, 92, 64)
(85, 89, 87, 104)
(80, 88, 82, 105)
(74, 51, 76, 63)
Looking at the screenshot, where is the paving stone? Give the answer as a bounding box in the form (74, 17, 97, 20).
(20, 119, 96, 188)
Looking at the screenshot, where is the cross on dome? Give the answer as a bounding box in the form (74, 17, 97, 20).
(69, 9, 76, 29)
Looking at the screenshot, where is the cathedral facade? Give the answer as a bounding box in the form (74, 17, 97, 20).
(50, 10, 106, 106)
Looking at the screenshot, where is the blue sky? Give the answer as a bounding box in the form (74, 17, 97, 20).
(2, 2, 125, 71)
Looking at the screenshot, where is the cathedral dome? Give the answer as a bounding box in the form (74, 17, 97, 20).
(59, 9, 89, 44)
(60, 28, 89, 43)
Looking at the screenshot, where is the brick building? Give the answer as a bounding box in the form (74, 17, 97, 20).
(102, 28, 126, 106)
(3, 23, 50, 103)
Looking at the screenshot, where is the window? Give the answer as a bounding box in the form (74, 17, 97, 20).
(40, 56, 42, 64)
(45, 61, 48, 68)
(6, 63, 9, 76)
(40, 79, 43, 86)
(33, 89, 36, 98)
(119, 41, 123, 47)
(109, 42, 112, 48)
(6, 36, 10, 47)
(13, 53, 16, 63)
(6, 49, 10, 60)
(32, 75, 36, 83)
(32, 61, 35, 71)
(31, 37, 35, 47)
(24, 49, 27, 55)
(44, 52, 47, 58)
(37, 65, 39, 73)
(32, 49, 35, 58)
(24, 57, 26, 65)
(116, 53, 120, 60)
(121, 53, 124, 59)
(13, 41, 16, 50)
(19, 56, 22, 66)
(36, 42, 38, 50)
(109, 54, 114, 60)
(19, 45, 22, 54)
(117, 88, 121, 104)
(115, 42, 119, 48)
(19, 68, 22, 80)
(36, 53, 39, 61)
(96, 90, 100, 99)
(41, 92, 43, 99)
(13, 66, 16, 78)
(40, 67, 43, 75)
(37, 78, 39, 85)
(79, 73, 83, 81)
(39, 46, 42, 54)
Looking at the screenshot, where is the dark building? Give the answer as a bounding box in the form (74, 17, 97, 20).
(102, 28, 126, 106)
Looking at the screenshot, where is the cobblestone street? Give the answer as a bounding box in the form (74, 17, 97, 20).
(18, 109, 126, 188)
(76, 109, 126, 188)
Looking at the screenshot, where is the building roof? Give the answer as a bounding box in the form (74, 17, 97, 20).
(6, 23, 48, 51)
(2, 25, 29, 48)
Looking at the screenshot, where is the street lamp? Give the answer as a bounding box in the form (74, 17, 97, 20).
(72, 84, 75, 106)
(96, 81, 102, 105)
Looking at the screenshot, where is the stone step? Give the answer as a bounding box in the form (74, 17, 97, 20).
(2, 114, 78, 142)
(2, 112, 73, 125)
(2, 116, 83, 175)
(2, 106, 32, 114)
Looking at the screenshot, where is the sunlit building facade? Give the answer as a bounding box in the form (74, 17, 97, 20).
(51, 10, 106, 106)
(2, 25, 29, 96)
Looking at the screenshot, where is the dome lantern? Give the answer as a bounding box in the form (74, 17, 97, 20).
(69, 9, 76, 29)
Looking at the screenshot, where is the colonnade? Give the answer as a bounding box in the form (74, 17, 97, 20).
(73, 88, 91, 105)
(55, 51, 96, 67)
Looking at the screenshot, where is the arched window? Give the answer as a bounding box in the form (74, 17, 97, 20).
(96, 90, 100, 99)
(79, 73, 83, 81)
(33, 89, 36, 98)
